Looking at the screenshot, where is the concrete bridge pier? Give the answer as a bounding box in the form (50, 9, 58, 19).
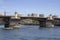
(3, 17, 11, 28)
(46, 15, 54, 27)
(39, 21, 46, 27)
(46, 20, 54, 27)
(39, 20, 54, 27)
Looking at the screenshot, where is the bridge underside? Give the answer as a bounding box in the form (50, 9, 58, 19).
(54, 18, 60, 26)
(0, 16, 60, 28)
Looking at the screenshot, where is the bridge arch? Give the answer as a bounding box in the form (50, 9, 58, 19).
(20, 19, 39, 25)
(20, 17, 47, 27)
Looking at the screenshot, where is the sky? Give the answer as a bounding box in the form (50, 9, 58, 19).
(0, 0, 60, 17)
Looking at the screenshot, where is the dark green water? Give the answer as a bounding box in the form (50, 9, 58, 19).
(0, 25, 60, 40)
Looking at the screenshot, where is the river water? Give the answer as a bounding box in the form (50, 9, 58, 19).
(0, 25, 60, 40)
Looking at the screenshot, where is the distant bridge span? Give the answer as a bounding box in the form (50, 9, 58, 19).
(20, 16, 60, 26)
(0, 16, 60, 28)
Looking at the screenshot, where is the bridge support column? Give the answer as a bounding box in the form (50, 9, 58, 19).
(45, 14, 54, 27)
(4, 17, 10, 28)
(39, 21, 46, 27)
(46, 20, 54, 27)
(39, 20, 54, 27)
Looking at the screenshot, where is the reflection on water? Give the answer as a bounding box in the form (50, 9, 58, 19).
(0, 25, 60, 40)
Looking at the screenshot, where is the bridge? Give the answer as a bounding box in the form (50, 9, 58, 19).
(0, 16, 60, 29)
(0, 13, 60, 29)
(20, 16, 60, 27)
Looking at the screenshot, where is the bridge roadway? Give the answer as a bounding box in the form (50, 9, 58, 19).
(0, 16, 60, 28)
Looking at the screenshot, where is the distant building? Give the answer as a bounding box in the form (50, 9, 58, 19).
(28, 14, 30, 16)
(52, 15, 58, 18)
(28, 13, 38, 17)
(11, 12, 21, 19)
(39, 14, 44, 17)
(15, 12, 21, 17)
